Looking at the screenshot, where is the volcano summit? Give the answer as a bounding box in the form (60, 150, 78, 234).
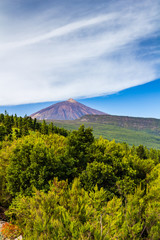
(30, 98, 107, 120)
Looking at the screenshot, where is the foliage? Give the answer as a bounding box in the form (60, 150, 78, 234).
(0, 222, 21, 240)
(1, 114, 160, 239)
(67, 125, 94, 171)
(6, 133, 67, 196)
(6, 176, 160, 240)
(8, 178, 106, 239)
(80, 161, 116, 198)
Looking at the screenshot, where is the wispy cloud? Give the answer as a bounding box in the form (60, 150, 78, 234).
(0, 0, 160, 105)
(1, 14, 118, 50)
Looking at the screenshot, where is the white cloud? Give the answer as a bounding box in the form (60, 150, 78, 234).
(0, 0, 160, 105)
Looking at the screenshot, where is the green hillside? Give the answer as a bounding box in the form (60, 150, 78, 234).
(46, 115, 160, 149)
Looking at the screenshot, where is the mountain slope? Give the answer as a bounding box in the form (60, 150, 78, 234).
(78, 115, 160, 133)
(30, 98, 107, 120)
(45, 115, 160, 149)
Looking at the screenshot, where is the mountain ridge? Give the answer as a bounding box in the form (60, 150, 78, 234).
(77, 114, 160, 131)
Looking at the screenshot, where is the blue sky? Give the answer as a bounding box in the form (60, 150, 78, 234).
(1, 79, 160, 118)
(0, 0, 160, 117)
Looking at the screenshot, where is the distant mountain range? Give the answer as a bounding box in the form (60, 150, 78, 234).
(30, 98, 107, 120)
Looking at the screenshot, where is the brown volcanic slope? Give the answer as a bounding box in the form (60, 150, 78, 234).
(30, 98, 108, 120)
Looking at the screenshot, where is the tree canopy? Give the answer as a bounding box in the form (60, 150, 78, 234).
(0, 114, 160, 239)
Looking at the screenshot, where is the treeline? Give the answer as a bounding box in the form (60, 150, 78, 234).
(0, 114, 160, 239)
(0, 112, 68, 141)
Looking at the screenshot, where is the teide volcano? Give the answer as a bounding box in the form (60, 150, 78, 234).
(30, 98, 107, 120)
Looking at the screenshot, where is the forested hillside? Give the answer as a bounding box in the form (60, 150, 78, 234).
(49, 115, 160, 149)
(1, 113, 160, 239)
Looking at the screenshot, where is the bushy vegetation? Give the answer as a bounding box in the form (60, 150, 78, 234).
(1, 113, 160, 239)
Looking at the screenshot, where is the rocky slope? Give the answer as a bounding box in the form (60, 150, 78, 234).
(30, 98, 107, 120)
